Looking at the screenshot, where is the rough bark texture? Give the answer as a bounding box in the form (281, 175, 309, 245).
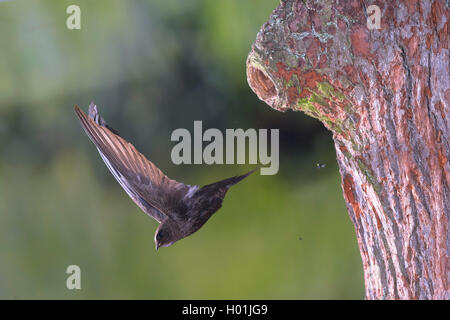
(246, 0, 449, 299)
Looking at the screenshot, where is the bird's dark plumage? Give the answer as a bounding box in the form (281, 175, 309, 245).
(75, 103, 255, 249)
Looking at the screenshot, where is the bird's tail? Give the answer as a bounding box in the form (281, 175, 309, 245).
(202, 169, 256, 190)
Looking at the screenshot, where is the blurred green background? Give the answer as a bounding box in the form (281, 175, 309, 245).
(0, 0, 363, 299)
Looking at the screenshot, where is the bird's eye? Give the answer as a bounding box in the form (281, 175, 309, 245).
(156, 232, 163, 241)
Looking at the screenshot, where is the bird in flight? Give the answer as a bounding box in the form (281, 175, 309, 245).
(74, 103, 254, 250)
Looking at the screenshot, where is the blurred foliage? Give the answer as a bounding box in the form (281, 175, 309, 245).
(0, 0, 364, 299)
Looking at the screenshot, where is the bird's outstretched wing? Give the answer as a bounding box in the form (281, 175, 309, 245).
(75, 103, 196, 222)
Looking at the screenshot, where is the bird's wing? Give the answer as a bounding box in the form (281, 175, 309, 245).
(75, 103, 196, 222)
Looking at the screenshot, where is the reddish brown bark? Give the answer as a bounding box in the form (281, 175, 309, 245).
(246, 0, 449, 299)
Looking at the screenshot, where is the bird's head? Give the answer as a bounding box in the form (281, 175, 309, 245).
(154, 223, 177, 250)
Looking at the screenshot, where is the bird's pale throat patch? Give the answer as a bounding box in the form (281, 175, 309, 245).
(171, 121, 279, 175)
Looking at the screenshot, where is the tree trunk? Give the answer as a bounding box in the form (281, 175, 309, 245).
(246, 0, 449, 299)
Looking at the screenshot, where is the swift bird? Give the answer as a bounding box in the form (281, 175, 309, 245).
(74, 103, 254, 250)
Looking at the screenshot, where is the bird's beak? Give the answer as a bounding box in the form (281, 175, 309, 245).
(155, 243, 160, 251)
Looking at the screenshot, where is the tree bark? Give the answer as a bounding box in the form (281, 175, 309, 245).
(246, 0, 449, 299)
